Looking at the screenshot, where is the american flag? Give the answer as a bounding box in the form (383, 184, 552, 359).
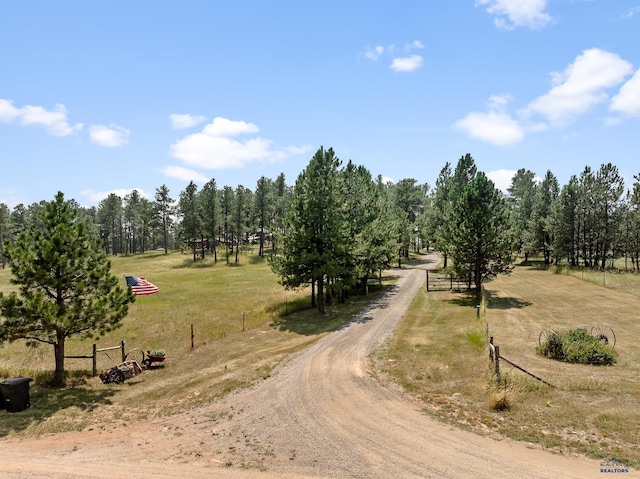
(125, 275, 159, 295)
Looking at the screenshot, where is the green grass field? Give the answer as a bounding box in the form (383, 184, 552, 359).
(382, 258, 640, 469)
(0, 249, 386, 436)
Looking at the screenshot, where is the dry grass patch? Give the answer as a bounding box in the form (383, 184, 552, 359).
(0, 249, 390, 437)
(382, 262, 640, 469)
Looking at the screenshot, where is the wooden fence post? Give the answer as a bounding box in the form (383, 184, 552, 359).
(120, 339, 126, 362)
(191, 324, 194, 349)
(494, 345, 500, 381)
(92, 343, 97, 376)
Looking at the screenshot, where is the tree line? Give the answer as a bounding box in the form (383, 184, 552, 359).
(2, 149, 640, 301)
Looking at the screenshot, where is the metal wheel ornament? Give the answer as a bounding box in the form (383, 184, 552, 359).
(125, 348, 145, 365)
(538, 328, 558, 345)
(590, 323, 616, 348)
(108, 369, 125, 384)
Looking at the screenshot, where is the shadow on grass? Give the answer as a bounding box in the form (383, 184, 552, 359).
(270, 284, 394, 336)
(446, 291, 482, 308)
(516, 260, 550, 270)
(0, 373, 118, 437)
(485, 290, 532, 309)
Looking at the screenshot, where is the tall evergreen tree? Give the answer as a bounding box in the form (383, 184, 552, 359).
(220, 186, 235, 263)
(0, 202, 10, 269)
(154, 184, 175, 254)
(426, 162, 453, 267)
(549, 175, 579, 265)
(525, 170, 558, 264)
(271, 173, 290, 255)
(392, 178, 428, 258)
(507, 168, 537, 261)
(450, 172, 513, 300)
(270, 146, 343, 314)
(179, 181, 202, 261)
(97, 193, 123, 255)
(254, 176, 274, 257)
(199, 179, 219, 262)
(0, 192, 134, 386)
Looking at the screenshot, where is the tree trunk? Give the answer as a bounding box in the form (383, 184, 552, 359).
(53, 334, 66, 386)
(474, 261, 482, 302)
(317, 276, 325, 314)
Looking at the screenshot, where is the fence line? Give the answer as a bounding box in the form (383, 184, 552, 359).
(425, 270, 467, 292)
(488, 336, 553, 387)
(65, 340, 126, 376)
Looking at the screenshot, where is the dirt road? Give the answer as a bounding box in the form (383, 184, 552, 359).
(0, 255, 614, 478)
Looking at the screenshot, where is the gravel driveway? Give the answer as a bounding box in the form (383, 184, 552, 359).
(0, 254, 611, 478)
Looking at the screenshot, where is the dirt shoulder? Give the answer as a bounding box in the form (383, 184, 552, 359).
(0, 255, 617, 478)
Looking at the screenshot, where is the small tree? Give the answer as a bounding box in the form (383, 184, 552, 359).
(0, 192, 134, 386)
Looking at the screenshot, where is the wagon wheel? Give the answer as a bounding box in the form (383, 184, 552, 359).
(538, 328, 557, 345)
(591, 323, 616, 348)
(108, 369, 125, 384)
(125, 348, 145, 365)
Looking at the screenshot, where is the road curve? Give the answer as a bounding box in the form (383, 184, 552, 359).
(0, 255, 611, 478)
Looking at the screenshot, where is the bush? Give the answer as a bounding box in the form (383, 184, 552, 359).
(536, 328, 617, 365)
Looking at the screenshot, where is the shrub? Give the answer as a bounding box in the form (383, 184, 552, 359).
(536, 328, 617, 365)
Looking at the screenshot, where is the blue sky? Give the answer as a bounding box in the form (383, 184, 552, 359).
(1, 1, 640, 209)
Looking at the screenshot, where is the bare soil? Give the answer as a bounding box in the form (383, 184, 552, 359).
(0, 255, 620, 478)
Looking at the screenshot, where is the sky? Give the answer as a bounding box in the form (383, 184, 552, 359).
(1, 1, 640, 209)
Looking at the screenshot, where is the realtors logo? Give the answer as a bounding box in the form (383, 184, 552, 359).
(600, 458, 629, 474)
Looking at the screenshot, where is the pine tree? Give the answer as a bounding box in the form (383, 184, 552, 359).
(450, 173, 513, 299)
(0, 192, 134, 386)
(270, 146, 343, 314)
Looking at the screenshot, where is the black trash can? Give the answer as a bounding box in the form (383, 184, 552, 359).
(0, 377, 32, 412)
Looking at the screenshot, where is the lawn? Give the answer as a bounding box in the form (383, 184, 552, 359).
(0, 249, 383, 436)
(382, 259, 640, 469)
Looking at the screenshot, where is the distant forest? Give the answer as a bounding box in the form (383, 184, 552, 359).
(2, 151, 640, 276)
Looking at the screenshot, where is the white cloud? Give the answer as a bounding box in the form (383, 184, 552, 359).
(89, 124, 130, 147)
(80, 188, 152, 204)
(390, 55, 423, 73)
(610, 69, 640, 116)
(202, 117, 259, 137)
(622, 6, 640, 19)
(523, 48, 633, 126)
(476, 0, 552, 30)
(283, 145, 314, 155)
(379, 176, 395, 185)
(161, 165, 210, 183)
(0, 98, 83, 136)
(365, 45, 384, 61)
(170, 116, 310, 170)
(487, 169, 517, 193)
(456, 110, 524, 146)
(169, 113, 208, 130)
(0, 194, 26, 210)
(0, 99, 20, 122)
